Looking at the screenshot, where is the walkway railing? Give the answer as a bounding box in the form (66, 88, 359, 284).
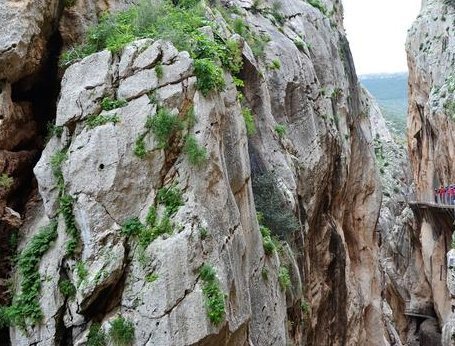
(405, 190, 455, 210)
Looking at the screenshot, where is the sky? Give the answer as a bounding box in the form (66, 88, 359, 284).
(342, 0, 422, 75)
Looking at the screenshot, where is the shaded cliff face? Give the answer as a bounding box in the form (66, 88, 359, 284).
(406, 0, 455, 344)
(1, 0, 389, 345)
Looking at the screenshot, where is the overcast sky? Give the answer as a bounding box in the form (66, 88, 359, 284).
(342, 0, 422, 75)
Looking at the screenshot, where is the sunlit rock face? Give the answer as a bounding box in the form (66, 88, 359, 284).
(406, 0, 455, 344)
(0, 0, 404, 345)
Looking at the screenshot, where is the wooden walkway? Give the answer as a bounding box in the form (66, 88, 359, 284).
(408, 200, 455, 210)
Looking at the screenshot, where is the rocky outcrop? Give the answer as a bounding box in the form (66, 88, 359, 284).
(406, 0, 455, 344)
(0, 0, 408, 345)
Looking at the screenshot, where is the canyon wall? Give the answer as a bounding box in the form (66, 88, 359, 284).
(0, 0, 425, 345)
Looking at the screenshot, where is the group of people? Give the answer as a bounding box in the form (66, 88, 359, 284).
(434, 185, 455, 205)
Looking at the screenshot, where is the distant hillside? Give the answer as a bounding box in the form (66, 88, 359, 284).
(360, 73, 408, 135)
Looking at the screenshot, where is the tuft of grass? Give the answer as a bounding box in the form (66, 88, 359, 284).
(271, 2, 285, 25)
(59, 279, 76, 299)
(46, 123, 64, 141)
(157, 185, 183, 216)
(76, 261, 89, 285)
(261, 267, 269, 280)
(145, 273, 159, 283)
(59, 194, 80, 256)
(2, 221, 58, 329)
(199, 227, 208, 240)
(87, 323, 108, 346)
(260, 226, 276, 255)
(86, 114, 120, 129)
(184, 135, 207, 166)
(275, 123, 286, 138)
(146, 107, 183, 149)
(268, 59, 281, 70)
(109, 316, 135, 346)
(155, 63, 164, 79)
(0, 173, 13, 189)
(307, 0, 327, 15)
(278, 266, 291, 290)
(199, 264, 225, 325)
(242, 107, 256, 136)
(301, 299, 310, 316)
(101, 97, 128, 111)
(50, 149, 68, 188)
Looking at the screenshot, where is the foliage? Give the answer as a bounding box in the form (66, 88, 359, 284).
(252, 172, 299, 239)
(184, 135, 207, 166)
(275, 123, 286, 138)
(147, 107, 182, 149)
(121, 217, 144, 237)
(155, 63, 164, 79)
(109, 316, 135, 346)
(307, 0, 327, 15)
(50, 149, 68, 188)
(59, 279, 76, 299)
(87, 323, 108, 346)
(86, 114, 120, 129)
(242, 107, 256, 136)
(157, 185, 183, 216)
(199, 264, 225, 325)
(0, 173, 13, 189)
(261, 267, 269, 280)
(64, 0, 77, 7)
(271, 2, 285, 25)
(199, 227, 208, 240)
(59, 194, 80, 256)
(46, 123, 64, 140)
(3, 221, 58, 329)
(138, 214, 173, 247)
(300, 299, 310, 315)
(145, 206, 157, 227)
(145, 273, 159, 283)
(76, 261, 89, 284)
(260, 226, 276, 255)
(101, 97, 128, 111)
(264, 53, 279, 72)
(194, 58, 225, 96)
(133, 136, 147, 158)
(278, 266, 291, 290)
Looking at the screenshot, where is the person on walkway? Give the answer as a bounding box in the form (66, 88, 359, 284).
(435, 188, 438, 203)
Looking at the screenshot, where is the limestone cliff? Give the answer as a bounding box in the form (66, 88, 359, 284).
(406, 0, 455, 344)
(0, 0, 402, 345)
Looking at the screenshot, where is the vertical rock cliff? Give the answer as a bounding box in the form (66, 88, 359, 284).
(406, 0, 455, 344)
(0, 0, 406, 345)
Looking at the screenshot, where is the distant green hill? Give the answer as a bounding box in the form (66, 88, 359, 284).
(361, 73, 408, 135)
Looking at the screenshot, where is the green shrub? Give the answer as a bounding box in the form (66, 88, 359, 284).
(133, 136, 147, 158)
(199, 264, 225, 325)
(242, 107, 256, 136)
(275, 123, 286, 138)
(59, 279, 76, 299)
(293, 38, 305, 50)
(301, 299, 310, 315)
(145, 206, 157, 227)
(308, 0, 327, 15)
(261, 267, 269, 280)
(184, 135, 207, 166)
(155, 63, 164, 79)
(121, 217, 144, 237)
(0, 173, 13, 188)
(101, 97, 128, 111)
(87, 323, 107, 346)
(194, 59, 226, 96)
(86, 114, 120, 129)
(147, 108, 182, 149)
(157, 185, 183, 216)
(278, 266, 291, 290)
(252, 172, 299, 238)
(109, 316, 135, 346)
(138, 214, 173, 247)
(3, 221, 58, 328)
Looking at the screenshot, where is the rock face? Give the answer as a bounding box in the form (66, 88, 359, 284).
(406, 0, 455, 344)
(0, 0, 422, 345)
